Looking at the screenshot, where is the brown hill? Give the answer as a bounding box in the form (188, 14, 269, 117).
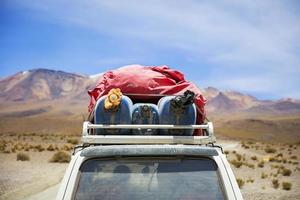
(0, 69, 95, 102)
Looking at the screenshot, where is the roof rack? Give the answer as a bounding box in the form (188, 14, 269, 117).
(82, 121, 215, 145)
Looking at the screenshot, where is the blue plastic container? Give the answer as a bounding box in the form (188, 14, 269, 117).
(132, 103, 159, 135)
(94, 95, 133, 135)
(158, 95, 196, 136)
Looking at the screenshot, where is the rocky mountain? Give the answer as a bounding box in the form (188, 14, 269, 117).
(205, 92, 244, 112)
(0, 68, 96, 102)
(202, 87, 260, 113)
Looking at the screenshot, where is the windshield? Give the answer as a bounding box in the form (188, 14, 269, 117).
(74, 157, 225, 200)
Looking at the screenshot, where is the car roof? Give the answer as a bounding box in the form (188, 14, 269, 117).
(79, 145, 220, 158)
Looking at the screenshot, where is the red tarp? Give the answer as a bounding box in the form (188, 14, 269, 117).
(88, 65, 207, 135)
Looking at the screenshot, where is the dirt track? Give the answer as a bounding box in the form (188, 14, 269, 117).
(1, 140, 300, 200)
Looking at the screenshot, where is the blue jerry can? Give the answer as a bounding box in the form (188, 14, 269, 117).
(132, 103, 159, 135)
(94, 95, 133, 135)
(158, 91, 196, 136)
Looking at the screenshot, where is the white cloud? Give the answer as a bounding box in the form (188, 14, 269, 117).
(10, 0, 300, 98)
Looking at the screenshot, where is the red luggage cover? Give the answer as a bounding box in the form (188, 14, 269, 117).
(88, 65, 207, 135)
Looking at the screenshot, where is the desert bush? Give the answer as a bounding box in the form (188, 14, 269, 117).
(258, 161, 264, 168)
(17, 152, 30, 161)
(3, 150, 11, 154)
(34, 144, 45, 152)
(247, 141, 254, 145)
(290, 155, 297, 160)
(265, 146, 277, 153)
(224, 150, 229, 155)
(292, 161, 299, 165)
(230, 159, 243, 168)
(282, 182, 292, 190)
(49, 151, 70, 163)
(251, 156, 257, 161)
(272, 179, 279, 189)
(236, 178, 244, 188)
(282, 168, 292, 176)
(67, 138, 79, 145)
(276, 153, 283, 157)
(61, 144, 73, 151)
(246, 178, 255, 183)
(235, 153, 242, 161)
(0, 142, 6, 152)
(261, 172, 268, 179)
(47, 144, 55, 151)
(241, 141, 250, 149)
(232, 150, 236, 154)
(269, 157, 276, 162)
(243, 162, 255, 169)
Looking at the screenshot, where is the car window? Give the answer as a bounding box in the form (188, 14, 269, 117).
(74, 157, 225, 200)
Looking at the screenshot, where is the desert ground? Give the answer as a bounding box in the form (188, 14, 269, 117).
(0, 133, 299, 200)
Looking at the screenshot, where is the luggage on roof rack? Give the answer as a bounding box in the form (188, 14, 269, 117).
(87, 65, 207, 136)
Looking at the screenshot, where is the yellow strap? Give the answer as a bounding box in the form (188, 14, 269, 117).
(104, 88, 122, 110)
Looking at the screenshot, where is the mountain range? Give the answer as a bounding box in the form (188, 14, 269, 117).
(0, 68, 299, 142)
(1, 68, 299, 114)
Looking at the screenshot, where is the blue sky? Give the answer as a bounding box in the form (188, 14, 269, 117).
(1, 0, 300, 99)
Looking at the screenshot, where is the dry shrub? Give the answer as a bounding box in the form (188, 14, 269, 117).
(47, 144, 55, 151)
(272, 179, 279, 189)
(4, 150, 11, 154)
(17, 152, 30, 161)
(282, 182, 292, 190)
(276, 153, 283, 157)
(61, 144, 73, 151)
(224, 150, 229, 155)
(246, 178, 255, 183)
(251, 156, 257, 161)
(35, 144, 45, 152)
(235, 153, 242, 161)
(67, 138, 79, 145)
(282, 168, 292, 176)
(261, 172, 268, 179)
(50, 151, 70, 163)
(290, 155, 297, 160)
(243, 162, 255, 169)
(258, 161, 264, 168)
(0, 142, 6, 152)
(265, 146, 277, 153)
(230, 159, 243, 168)
(241, 141, 250, 149)
(236, 178, 244, 188)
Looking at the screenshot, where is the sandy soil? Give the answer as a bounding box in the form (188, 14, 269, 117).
(0, 139, 299, 200)
(0, 152, 68, 200)
(219, 140, 300, 200)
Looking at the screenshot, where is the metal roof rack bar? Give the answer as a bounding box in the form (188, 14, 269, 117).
(82, 135, 216, 145)
(81, 121, 215, 145)
(87, 124, 209, 129)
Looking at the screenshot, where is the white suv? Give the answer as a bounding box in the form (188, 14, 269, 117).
(56, 122, 243, 200)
